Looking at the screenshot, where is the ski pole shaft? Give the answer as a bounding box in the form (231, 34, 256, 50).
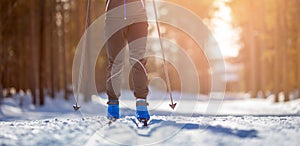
(152, 0, 176, 109)
(74, 0, 91, 111)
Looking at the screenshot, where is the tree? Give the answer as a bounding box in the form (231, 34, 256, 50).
(38, 0, 45, 106)
(297, 0, 300, 99)
(29, 0, 38, 105)
(0, 1, 4, 101)
(229, 0, 300, 101)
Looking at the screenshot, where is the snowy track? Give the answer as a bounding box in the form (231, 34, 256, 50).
(1, 115, 299, 146)
(1, 93, 300, 145)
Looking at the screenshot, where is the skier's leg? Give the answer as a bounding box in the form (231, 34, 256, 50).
(105, 20, 127, 119)
(127, 22, 149, 100)
(105, 26, 126, 101)
(127, 22, 150, 121)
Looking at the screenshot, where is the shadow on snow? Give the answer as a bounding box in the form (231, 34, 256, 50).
(136, 118, 259, 139)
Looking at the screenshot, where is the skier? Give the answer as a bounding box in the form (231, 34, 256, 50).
(104, 0, 150, 123)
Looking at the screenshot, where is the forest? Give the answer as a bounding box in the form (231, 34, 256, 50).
(0, 0, 300, 106)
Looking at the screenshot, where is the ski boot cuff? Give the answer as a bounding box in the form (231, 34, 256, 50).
(107, 100, 119, 105)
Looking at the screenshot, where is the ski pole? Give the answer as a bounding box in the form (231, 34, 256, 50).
(152, 0, 177, 110)
(73, 0, 91, 111)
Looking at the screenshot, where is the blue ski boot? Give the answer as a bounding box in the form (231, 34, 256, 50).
(136, 99, 150, 125)
(107, 100, 119, 120)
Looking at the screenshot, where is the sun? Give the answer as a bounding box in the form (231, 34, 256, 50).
(211, 0, 241, 58)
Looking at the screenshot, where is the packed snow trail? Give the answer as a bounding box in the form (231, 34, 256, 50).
(1, 115, 300, 146)
(1, 92, 300, 145)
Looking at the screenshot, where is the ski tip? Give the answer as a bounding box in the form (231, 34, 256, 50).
(138, 118, 149, 127)
(73, 104, 80, 111)
(142, 120, 148, 127)
(169, 103, 177, 110)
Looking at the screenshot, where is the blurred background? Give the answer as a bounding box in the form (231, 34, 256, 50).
(0, 0, 299, 106)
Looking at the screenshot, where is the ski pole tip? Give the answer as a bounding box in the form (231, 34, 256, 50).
(169, 103, 177, 110)
(73, 104, 81, 111)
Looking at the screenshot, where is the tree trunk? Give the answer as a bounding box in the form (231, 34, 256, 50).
(281, 1, 289, 102)
(297, 0, 300, 99)
(49, 0, 55, 98)
(274, 1, 283, 103)
(30, 0, 37, 105)
(248, 1, 258, 98)
(15, 18, 21, 93)
(0, 3, 4, 102)
(38, 0, 45, 106)
(78, 0, 87, 38)
(259, 0, 267, 98)
(60, 0, 68, 100)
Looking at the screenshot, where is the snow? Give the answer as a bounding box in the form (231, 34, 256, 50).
(0, 89, 300, 146)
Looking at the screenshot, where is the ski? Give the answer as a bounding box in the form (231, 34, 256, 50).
(98, 116, 164, 137)
(107, 118, 118, 126)
(139, 118, 149, 127)
(130, 117, 150, 129)
(128, 117, 150, 136)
